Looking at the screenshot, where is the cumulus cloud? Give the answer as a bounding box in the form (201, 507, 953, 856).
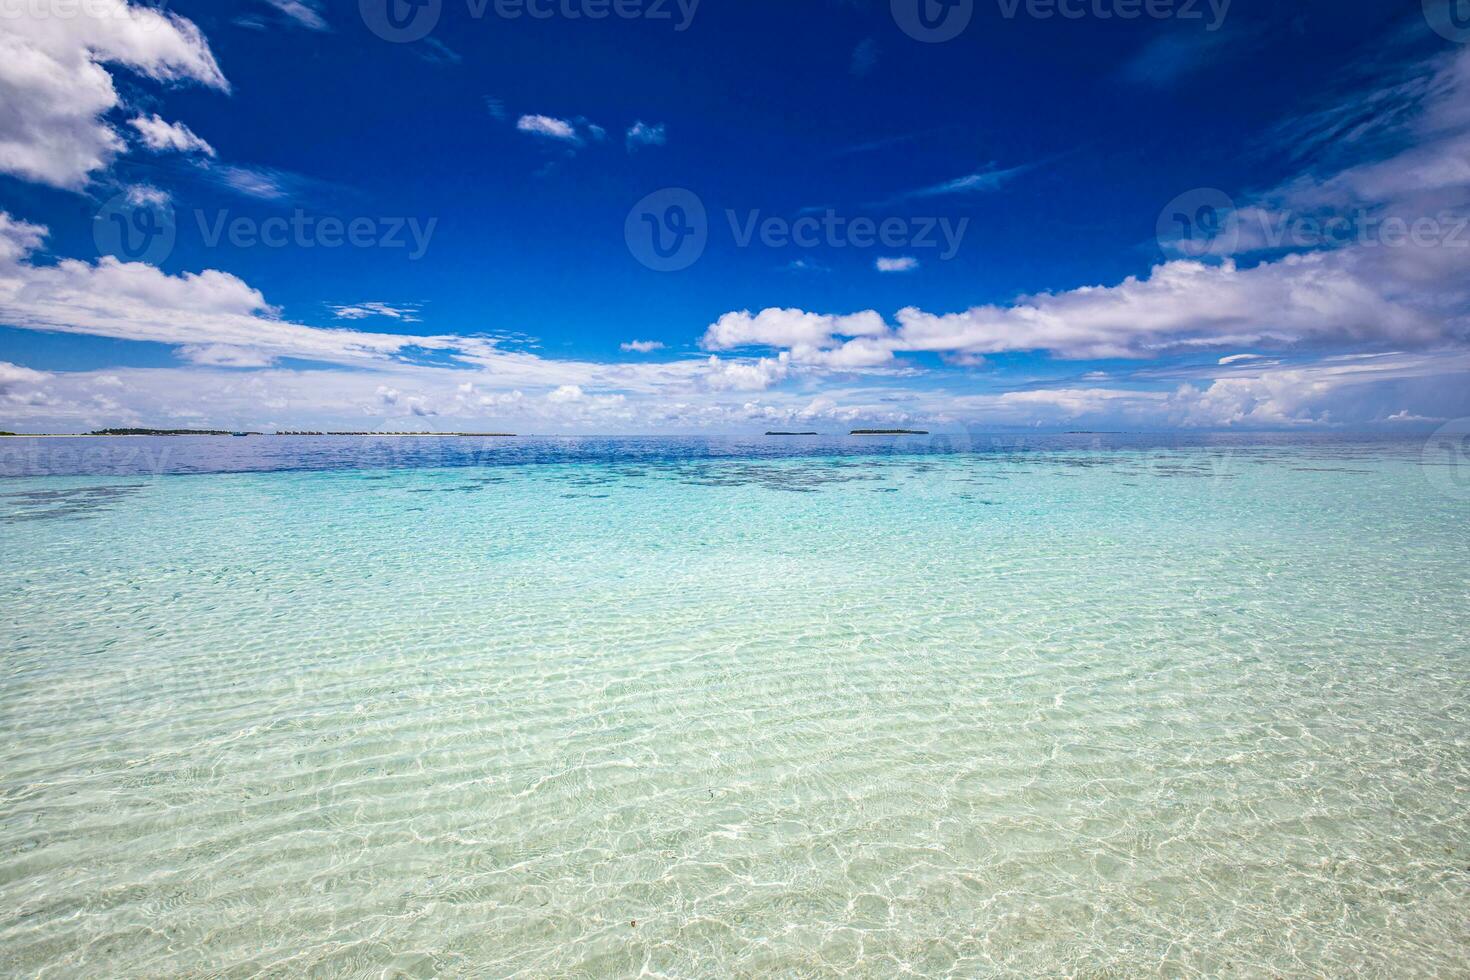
(625, 121, 666, 152)
(0, 212, 828, 428)
(708, 50, 1470, 368)
(620, 340, 665, 353)
(517, 114, 581, 143)
(0, 0, 227, 189)
(0, 360, 51, 389)
(1, 35, 1467, 434)
(702, 308, 888, 352)
(894, 249, 1454, 360)
(0, 213, 492, 366)
(128, 114, 215, 156)
(703, 353, 791, 391)
(876, 256, 918, 272)
(701, 309, 902, 371)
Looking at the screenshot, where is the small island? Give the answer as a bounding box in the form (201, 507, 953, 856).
(850, 429, 928, 435)
(766, 431, 818, 436)
(0, 429, 528, 438)
(91, 428, 252, 436)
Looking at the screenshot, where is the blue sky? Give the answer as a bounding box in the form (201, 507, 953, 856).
(1, 0, 1468, 432)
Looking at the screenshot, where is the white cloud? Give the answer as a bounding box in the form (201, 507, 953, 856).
(128, 114, 215, 156)
(206, 163, 292, 200)
(0, 212, 834, 427)
(0, 360, 50, 388)
(786, 258, 829, 273)
(883, 162, 1033, 204)
(260, 0, 327, 30)
(715, 238, 1462, 366)
(702, 308, 888, 352)
(332, 303, 421, 322)
(790, 337, 897, 369)
(517, 114, 580, 143)
(620, 340, 664, 353)
(178, 344, 277, 368)
(703, 354, 791, 391)
(876, 256, 918, 272)
(0, 0, 226, 189)
(895, 249, 1454, 360)
(0, 348, 1465, 434)
(1, 43, 1468, 434)
(625, 121, 667, 151)
(123, 184, 171, 206)
(0, 213, 488, 366)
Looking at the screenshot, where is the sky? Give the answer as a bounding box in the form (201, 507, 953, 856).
(0, 0, 1468, 433)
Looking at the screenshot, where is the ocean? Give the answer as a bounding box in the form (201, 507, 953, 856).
(2, 434, 1467, 975)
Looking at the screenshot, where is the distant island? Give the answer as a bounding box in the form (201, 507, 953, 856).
(54, 429, 521, 437)
(766, 431, 818, 436)
(850, 429, 928, 435)
(276, 431, 517, 437)
(91, 428, 247, 436)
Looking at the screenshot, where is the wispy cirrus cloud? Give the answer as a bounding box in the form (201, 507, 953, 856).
(128, 115, 216, 157)
(1121, 29, 1235, 86)
(850, 38, 878, 77)
(332, 303, 422, 322)
(874, 161, 1037, 206)
(259, 0, 327, 31)
(202, 163, 297, 200)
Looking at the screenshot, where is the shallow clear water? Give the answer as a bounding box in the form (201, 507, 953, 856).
(2, 436, 1467, 976)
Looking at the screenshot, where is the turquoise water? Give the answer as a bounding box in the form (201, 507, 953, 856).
(2, 437, 1467, 976)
